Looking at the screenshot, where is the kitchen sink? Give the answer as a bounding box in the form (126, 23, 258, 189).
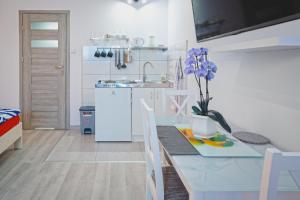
(97, 80, 174, 88)
(102, 80, 138, 84)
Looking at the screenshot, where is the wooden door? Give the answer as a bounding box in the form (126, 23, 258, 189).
(21, 12, 69, 130)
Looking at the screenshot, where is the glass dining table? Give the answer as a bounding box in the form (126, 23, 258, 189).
(155, 116, 300, 200)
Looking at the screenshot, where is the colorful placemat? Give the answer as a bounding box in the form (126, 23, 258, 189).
(176, 127, 262, 158)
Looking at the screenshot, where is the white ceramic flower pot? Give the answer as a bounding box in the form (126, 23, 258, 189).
(191, 114, 217, 138)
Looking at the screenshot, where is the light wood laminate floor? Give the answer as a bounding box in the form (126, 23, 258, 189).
(0, 130, 146, 200)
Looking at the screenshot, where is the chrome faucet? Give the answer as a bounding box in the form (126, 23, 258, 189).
(142, 61, 154, 83)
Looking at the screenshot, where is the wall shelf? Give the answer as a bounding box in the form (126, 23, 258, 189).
(85, 45, 168, 51)
(210, 36, 300, 53)
(131, 46, 168, 51)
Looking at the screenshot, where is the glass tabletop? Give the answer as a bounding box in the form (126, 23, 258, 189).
(155, 115, 300, 193)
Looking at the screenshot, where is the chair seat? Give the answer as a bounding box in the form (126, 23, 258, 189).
(153, 166, 189, 200)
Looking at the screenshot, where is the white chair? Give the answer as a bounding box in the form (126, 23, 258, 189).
(140, 99, 188, 200)
(162, 89, 194, 117)
(259, 148, 300, 200)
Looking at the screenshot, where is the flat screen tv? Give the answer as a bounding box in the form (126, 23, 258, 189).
(191, 0, 300, 42)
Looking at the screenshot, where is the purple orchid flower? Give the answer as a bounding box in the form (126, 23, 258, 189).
(199, 55, 205, 62)
(188, 48, 202, 57)
(194, 48, 203, 56)
(201, 61, 209, 68)
(185, 56, 196, 65)
(199, 48, 208, 55)
(184, 47, 218, 80)
(209, 61, 217, 73)
(183, 47, 231, 133)
(187, 48, 196, 57)
(184, 66, 195, 75)
(195, 66, 208, 77)
(204, 62, 217, 80)
(206, 71, 215, 81)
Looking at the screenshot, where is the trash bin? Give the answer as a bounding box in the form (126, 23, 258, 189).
(79, 106, 95, 134)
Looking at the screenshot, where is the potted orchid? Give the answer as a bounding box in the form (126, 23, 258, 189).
(185, 47, 231, 137)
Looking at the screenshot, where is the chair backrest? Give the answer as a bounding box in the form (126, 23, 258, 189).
(140, 99, 164, 200)
(162, 89, 194, 117)
(259, 148, 300, 200)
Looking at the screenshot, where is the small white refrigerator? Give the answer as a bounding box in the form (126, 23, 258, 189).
(95, 88, 132, 141)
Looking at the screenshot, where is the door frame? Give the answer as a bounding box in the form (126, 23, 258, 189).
(19, 10, 70, 129)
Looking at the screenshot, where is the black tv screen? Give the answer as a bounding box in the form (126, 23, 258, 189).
(191, 0, 300, 42)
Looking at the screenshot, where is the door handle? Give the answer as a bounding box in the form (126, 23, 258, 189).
(56, 65, 64, 69)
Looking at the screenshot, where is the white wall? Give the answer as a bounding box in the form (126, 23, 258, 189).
(168, 0, 300, 151)
(0, 0, 168, 126)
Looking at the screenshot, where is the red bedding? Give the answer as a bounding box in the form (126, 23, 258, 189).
(0, 116, 20, 137)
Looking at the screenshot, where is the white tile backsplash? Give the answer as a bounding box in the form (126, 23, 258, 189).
(140, 60, 168, 75)
(145, 75, 162, 81)
(83, 46, 112, 61)
(110, 59, 140, 75)
(83, 46, 168, 77)
(110, 75, 140, 81)
(82, 46, 170, 106)
(126, 50, 140, 62)
(139, 50, 168, 61)
(82, 75, 109, 89)
(82, 60, 111, 75)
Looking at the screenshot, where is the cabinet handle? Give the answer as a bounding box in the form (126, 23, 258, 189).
(56, 65, 64, 69)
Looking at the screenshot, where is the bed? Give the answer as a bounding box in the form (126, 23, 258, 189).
(0, 109, 22, 154)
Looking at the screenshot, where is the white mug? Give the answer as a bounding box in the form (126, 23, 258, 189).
(148, 35, 156, 47)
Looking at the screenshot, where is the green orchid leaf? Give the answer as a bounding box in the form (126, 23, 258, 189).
(207, 110, 232, 133)
(198, 100, 206, 114)
(199, 101, 204, 111)
(223, 140, 234, 147)
(204, 100, 209, 113)
(208, 114, 217, 121)
(196, 102, 203, 112)
(211, 134, 226, 142)
(192, 106, 202, 115)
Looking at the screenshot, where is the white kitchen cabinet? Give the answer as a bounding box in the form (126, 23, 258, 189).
(95, 88, 132, 141)
(153, 88, 165, 117)
(132, 88, 155, 137)
(132, 88, 167, 138)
